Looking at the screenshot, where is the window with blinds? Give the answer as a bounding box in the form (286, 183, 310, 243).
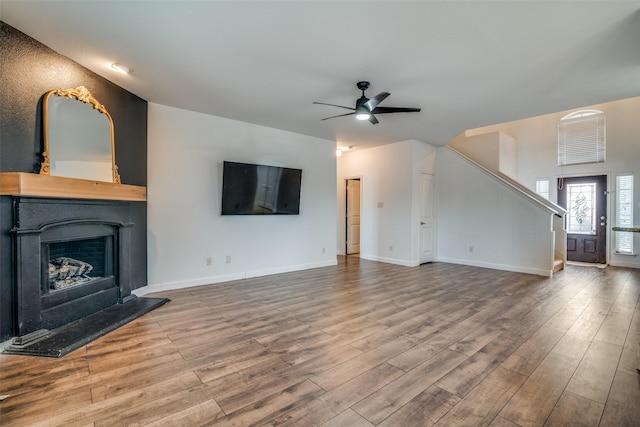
(535, 178, 549, 200)
(558, 110, 606, 166)
(615, 173, 634, 254)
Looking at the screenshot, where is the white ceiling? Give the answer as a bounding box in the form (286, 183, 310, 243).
(3, 1, 639, 149)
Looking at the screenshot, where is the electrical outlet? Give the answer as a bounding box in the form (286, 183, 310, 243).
(322, 247, 326, 254)
(469, 246, 474, 253)
(206, 257, 212, 266)
(389, 245, 393, 251)
(225, 255, 231, 264)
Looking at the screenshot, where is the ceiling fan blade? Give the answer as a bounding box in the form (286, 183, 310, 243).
(321, 112, 355, 121)
(372, 106, 421, 114)
(312, 102, 355, 111)
(368, 114, 379, 124)
(364, 92, 390, 111)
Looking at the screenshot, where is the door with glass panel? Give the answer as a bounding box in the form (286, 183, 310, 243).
(557, 175, 607, 263)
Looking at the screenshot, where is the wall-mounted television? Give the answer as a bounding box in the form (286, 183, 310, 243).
(221, 161, 302, 215)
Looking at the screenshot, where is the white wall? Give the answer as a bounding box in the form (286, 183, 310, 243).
(436, 147, 556, 276)
(467, 96, 640, 269)
(498, 132, 517, 180)
(336, 139, 437, 266)
(142, 103, 337, 293)
(449, 131, 501, 172)
(448, 131, 518, 179)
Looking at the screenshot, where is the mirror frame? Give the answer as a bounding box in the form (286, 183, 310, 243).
(41, 86, 121, 183)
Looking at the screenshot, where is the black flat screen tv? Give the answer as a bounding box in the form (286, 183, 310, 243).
(221, 161, 302, 215)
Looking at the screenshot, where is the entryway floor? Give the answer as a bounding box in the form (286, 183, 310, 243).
(566, 261, 608, 269)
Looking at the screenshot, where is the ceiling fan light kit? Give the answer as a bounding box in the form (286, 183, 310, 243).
(314, 81, 420, 124)
(355, 110, 371, 121)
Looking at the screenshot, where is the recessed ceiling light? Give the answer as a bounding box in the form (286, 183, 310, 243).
(111, 63, 131, 75)
(336, 145, 356, 156)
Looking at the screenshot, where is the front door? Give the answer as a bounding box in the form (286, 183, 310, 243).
(557, 175, 607, 264)
(346, 179, 361, 255)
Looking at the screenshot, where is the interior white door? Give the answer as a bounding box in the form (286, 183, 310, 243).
(346, 179, 361, 255)
(419, 173, 434, 263)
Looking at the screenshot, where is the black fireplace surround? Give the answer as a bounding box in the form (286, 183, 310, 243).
(4, 197, 168, 356)
(12, 197, 136, 336)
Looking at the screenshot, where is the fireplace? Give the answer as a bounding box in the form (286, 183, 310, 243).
(2, 177, 167, 357)
(11, 197, 137, 337)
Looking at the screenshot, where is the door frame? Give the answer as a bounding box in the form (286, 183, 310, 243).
(344, 176, 362, 256)
(556, 172, 611, 265)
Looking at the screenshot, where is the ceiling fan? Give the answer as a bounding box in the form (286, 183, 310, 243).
(313, 81, 421, 124)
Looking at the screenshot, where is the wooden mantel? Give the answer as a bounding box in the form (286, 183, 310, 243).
(0, 172, 146, 201)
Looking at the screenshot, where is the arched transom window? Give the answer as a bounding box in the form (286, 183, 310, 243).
(558, 110, 606, 166)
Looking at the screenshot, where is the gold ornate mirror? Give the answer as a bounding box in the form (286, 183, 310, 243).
(41, 86, 120, 183)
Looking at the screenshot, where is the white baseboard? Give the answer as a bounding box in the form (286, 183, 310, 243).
(359, 254, 420, 267)
(133, 273, 246, 296)
(609, 259, 640, 269)
(436, 257, 552, 277)
(134, 259, 338, 296)
(244, 260, 337, 278)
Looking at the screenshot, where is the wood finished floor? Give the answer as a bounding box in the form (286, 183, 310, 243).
(1, 257, 639, 426)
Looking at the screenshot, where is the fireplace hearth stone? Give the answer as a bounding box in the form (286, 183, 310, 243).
(3, 296, 169, 357)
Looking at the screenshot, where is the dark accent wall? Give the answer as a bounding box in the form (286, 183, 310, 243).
(0, 22, 148, 341)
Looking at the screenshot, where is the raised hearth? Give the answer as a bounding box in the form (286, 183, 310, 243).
(3, 296, 168, 357)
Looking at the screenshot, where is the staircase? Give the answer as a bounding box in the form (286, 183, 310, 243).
(440, 144, 567, 277)
(496, 169, 568, 276)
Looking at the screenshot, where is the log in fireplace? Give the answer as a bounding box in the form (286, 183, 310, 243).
(47, 238, 111, 292)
